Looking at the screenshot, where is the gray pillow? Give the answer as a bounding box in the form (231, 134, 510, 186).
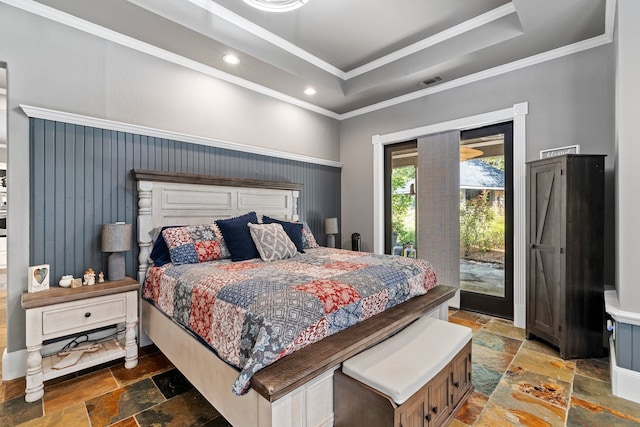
(248, 223, 298, 262)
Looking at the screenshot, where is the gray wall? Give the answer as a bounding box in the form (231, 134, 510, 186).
(612, 0, 640, 376)
(30, 118, 340, 284)
(339, 44, 615, 286)
(615, 0, 640, 312)
(0, 4, 340, 356)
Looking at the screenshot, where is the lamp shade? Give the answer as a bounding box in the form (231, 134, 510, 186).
(102, 223, 132, 252)
(324, 217, 339, 235)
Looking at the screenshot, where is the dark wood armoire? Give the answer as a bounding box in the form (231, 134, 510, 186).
(526, 154, 605, 359)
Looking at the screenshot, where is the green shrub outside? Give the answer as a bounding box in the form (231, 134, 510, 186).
(460, 190, 504, 256)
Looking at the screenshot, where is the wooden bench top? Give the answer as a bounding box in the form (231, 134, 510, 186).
(251, 285, 456, 401)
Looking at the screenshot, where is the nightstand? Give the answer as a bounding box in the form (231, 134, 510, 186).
(21, 276, 140, 402)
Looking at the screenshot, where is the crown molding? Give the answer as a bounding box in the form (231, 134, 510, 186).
(19, 105, 343, 169)
(187, 0, 345, 78)
(2, 0, 340, 120)
(605, 0, 617, 39)
(3, 0, 615, 121)
(189, 0, 517, 81)
(341, 29, 613, 120)
(344, 2, 517, 79)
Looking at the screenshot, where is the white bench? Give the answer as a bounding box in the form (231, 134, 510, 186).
(334, 316, 473, 427)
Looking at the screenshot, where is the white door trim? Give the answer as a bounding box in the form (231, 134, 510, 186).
(372, 102, 528, 327)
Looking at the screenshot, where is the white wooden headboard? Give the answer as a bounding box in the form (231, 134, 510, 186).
(132, 170, 302, 284)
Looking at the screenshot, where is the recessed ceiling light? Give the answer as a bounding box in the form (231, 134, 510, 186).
(223, 54, 240, 65)
(243, 0, 309, 13)
(304, 87, 317, 96)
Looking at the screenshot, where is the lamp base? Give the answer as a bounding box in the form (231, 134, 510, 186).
(326, 234, 336, 248)
(107, 252, 126, 281)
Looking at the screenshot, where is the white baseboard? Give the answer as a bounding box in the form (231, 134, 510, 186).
(610, 336, 640, 404)
(449, 289, 460, 309)
(139, 328, 153, 347)
(2, 348, 27, 381)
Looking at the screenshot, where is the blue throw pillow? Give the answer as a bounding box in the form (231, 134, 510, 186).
(150, 225, 180, 267)
(215, 212, 260, 261)
(261, 215, 305, 253)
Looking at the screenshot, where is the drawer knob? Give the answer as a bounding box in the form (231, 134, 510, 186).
(84, 312, 91, 318)
(454, 381, 460, 388)
(432, 406, 438, 414)
(425, 413, 431, 422)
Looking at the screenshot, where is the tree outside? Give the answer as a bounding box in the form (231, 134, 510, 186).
(460, 157, 505, 263)
(391, 166, 416, 249)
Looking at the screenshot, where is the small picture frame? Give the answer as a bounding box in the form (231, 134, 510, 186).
(28, 264, 50, 293)
(539, 145, 580, 159)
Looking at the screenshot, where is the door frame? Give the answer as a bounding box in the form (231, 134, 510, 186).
(372, 102, 528, 328)
(459, 122, 513, 319)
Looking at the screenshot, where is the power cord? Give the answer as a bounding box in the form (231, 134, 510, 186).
(55, 327, 126, 356)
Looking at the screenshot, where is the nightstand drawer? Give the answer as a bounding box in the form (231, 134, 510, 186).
(42, 295, 127, 336)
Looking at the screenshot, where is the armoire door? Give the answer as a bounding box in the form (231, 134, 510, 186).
(527, 159, 562, 345)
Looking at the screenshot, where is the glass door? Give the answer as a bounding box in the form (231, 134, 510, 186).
(384, 141, 417, 256)
(459, 122, 513, 319)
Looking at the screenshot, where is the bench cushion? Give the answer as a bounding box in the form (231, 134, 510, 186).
(341, 316, 472, 404)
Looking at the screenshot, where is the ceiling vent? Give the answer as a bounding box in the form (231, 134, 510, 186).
(418, 76, 442, 87)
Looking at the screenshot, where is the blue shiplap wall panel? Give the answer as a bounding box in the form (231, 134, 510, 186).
(30, 118, 341, 283)
(635, 325, 640, 372)
(617, 323, 632, 369)
(614, 322, 640, 372)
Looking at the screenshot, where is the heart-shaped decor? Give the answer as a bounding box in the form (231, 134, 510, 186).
(34, 267, 48, 284)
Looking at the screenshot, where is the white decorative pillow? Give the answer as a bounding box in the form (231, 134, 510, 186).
(248, 223, 298, 262)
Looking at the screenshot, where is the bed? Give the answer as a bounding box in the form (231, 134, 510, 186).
(133, 170, 456, 427)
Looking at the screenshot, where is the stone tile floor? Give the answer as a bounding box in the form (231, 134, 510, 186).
(448, 309, 640, 426)
(1, 293, 639, 426)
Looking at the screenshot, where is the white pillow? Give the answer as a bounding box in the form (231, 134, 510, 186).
(248, 223, 298, 262)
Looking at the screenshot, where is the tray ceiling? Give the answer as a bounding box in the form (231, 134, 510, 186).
(27, 0, 610, 116)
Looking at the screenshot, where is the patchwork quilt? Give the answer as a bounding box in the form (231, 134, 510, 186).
(142, 247, 438, 395)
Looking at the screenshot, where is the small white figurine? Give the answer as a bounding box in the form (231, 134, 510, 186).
(83, 268, 96, 286)
(98, 271, 105, 283)
(59, 275, 73, 288)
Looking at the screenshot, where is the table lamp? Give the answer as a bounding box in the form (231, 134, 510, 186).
(324, 217, 338, 248)
(102, 223, 132, 281)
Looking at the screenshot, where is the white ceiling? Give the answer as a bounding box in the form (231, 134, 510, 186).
(28, 0, 609, 116)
